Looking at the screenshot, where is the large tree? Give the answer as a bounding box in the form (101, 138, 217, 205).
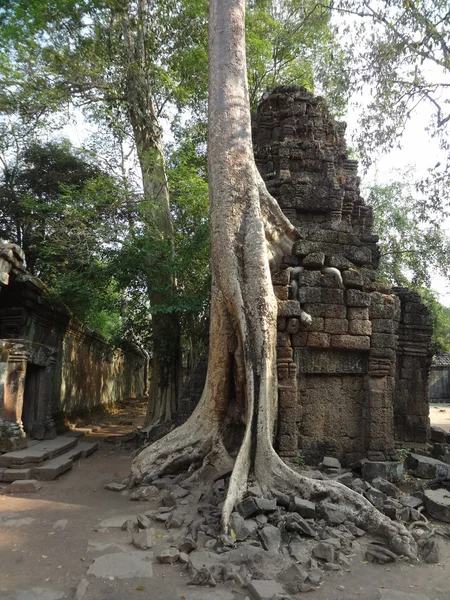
(131, 0, 417, 558)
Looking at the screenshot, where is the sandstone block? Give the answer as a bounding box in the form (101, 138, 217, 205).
(248, 580, 285, 600)
(303, 252, 325, 269)
(286, 318, 300, 333)
(10, 479, 42, 493)
(349, 319, 372, 335)
(347, 307, 369, 320)
(273, 285, 288, 300)
(298, 286, 321, 303)
(291, 331, 308, 347)
(271, 270, 290, 286)
(308, 317, 324, 331)
(278, 300, 301, 317)
(313, 542, 335, 562)
(372, 319, 396, 333)
(361, 461, 404, 482)
(2, 468, 31, 482)
(298, 270, 322, 287)
(424, 488, 450, 523)
(371, 333, 397, 349)
(277, 332, 291, 347)
(307, 332, 330, 348)
(277, 346, 293, 360)
(104, 482, 126, 492)
(430, 426, 447, 444)
(330, 334, 370, 350)
(346, 289, 371, 307)
(289, 497, 316, 519)
(304, 303, 346, 318)
(324, 318, 348, 334)
(259, 524, 281, 553)
(406, 454, 449, 479)
(344, 245, 372, 265)
(342, 270, 364, 289)
(325, 254, 353, 270)
(322, 289, 344, 304)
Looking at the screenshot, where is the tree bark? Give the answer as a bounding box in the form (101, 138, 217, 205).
(131, 0, 418, 560)
(121, 0, 182, 429)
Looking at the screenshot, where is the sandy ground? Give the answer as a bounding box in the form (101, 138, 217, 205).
(0, 403, 450, 600)
(429, 404, 450, 432)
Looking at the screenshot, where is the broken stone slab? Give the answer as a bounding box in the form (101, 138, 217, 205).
(157, 547, 180, 563)
(288, 537, 311, 564)
(317, 502, 347, 525)
(104, 482, 126, 492)
(289, 496, 316, 519)
(132, 528, 156, 550)
(247, 579, 286, 600)
(9, 479, 42, 493)
(361, 460, 404, 483)
(313, 541, 335, 563)
(284, 513, 316, 537)
(371, 477, 400, 497)
(424, 488, 450, 523)
(258, 524, 281, 553)
(430, 426, 447, 443)
(87, 551, 153, 579)
(137, 513, 151, 529)
(321, 456, 341, 470)
(230, 512, 251, 541)
(407, 453, 449, 479)
(2, 468, 32, 482)
(400, 496, 423, 509)
(236, 496, 276, 518)
(364, 486, 387, 510)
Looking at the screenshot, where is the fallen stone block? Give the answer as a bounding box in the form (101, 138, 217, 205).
(430, 426, 447, 444)
(321, 456, 341, 470)
(132, 528, 156, 550)
(424, 488, 450, 523)
(258, 524, 281, 553)
(2, 468, 32, 482)
(248, 579, 286, 600)
(313, 541, 335, 563)
(87, 551, 154, 579)
(104, 482, 126, 492)
(318, 502, 347, 525)
(371, 477, 400, 498)
(289, 496, 316, 519)
(157, 547, 180, 564)
(361, 460, 404, 483)
(10, 479, 42, 493)
(77, 441, 99, 458)
(407, 454, 449, 480)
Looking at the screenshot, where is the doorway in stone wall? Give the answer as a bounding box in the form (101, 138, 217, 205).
(22, 363, 44, 436)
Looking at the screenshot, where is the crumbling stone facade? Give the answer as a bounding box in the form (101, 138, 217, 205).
(0, 241, 147, 452)
(253, 86, 433, 465)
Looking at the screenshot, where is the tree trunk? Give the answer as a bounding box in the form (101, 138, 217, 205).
(121, 0, 183, 430)
(131, 0, 418, 559)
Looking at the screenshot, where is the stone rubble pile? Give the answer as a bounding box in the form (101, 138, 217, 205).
(105, 450, 450, 599)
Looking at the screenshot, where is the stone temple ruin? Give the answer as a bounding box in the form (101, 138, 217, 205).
(0, 242, 146, 453)
(252, 86, 433, 465)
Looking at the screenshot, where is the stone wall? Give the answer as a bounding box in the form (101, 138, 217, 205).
(253, 86, 433, 464)
(429, 353, 450, 403)
(0, 242, 146, 451)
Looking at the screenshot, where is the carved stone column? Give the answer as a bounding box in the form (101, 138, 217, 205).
(31, 355, 57, 440)
(0, 346, 28, 451)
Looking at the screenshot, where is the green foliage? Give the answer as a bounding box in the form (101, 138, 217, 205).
(370, 178, 450, 353)
(0, 138, 125, 339)
(370, 179, 450, 288)
(246, 0, 348, 114)
(331, 0, 450, 208)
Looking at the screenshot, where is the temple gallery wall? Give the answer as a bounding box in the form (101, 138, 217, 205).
(0, 242, 146, 452)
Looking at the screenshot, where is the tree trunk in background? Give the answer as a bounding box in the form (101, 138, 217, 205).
(130, 0, 418, 560)
(121, 0, 182, 430)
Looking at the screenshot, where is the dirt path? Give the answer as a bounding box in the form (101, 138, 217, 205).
(0, 415, 449, 599)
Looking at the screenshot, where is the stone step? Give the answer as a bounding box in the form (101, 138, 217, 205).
(1, 468, 32, 482)
(32, 452, 74, 481)
(0, 437, 78, 468)
(77, 441, 99, 458)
